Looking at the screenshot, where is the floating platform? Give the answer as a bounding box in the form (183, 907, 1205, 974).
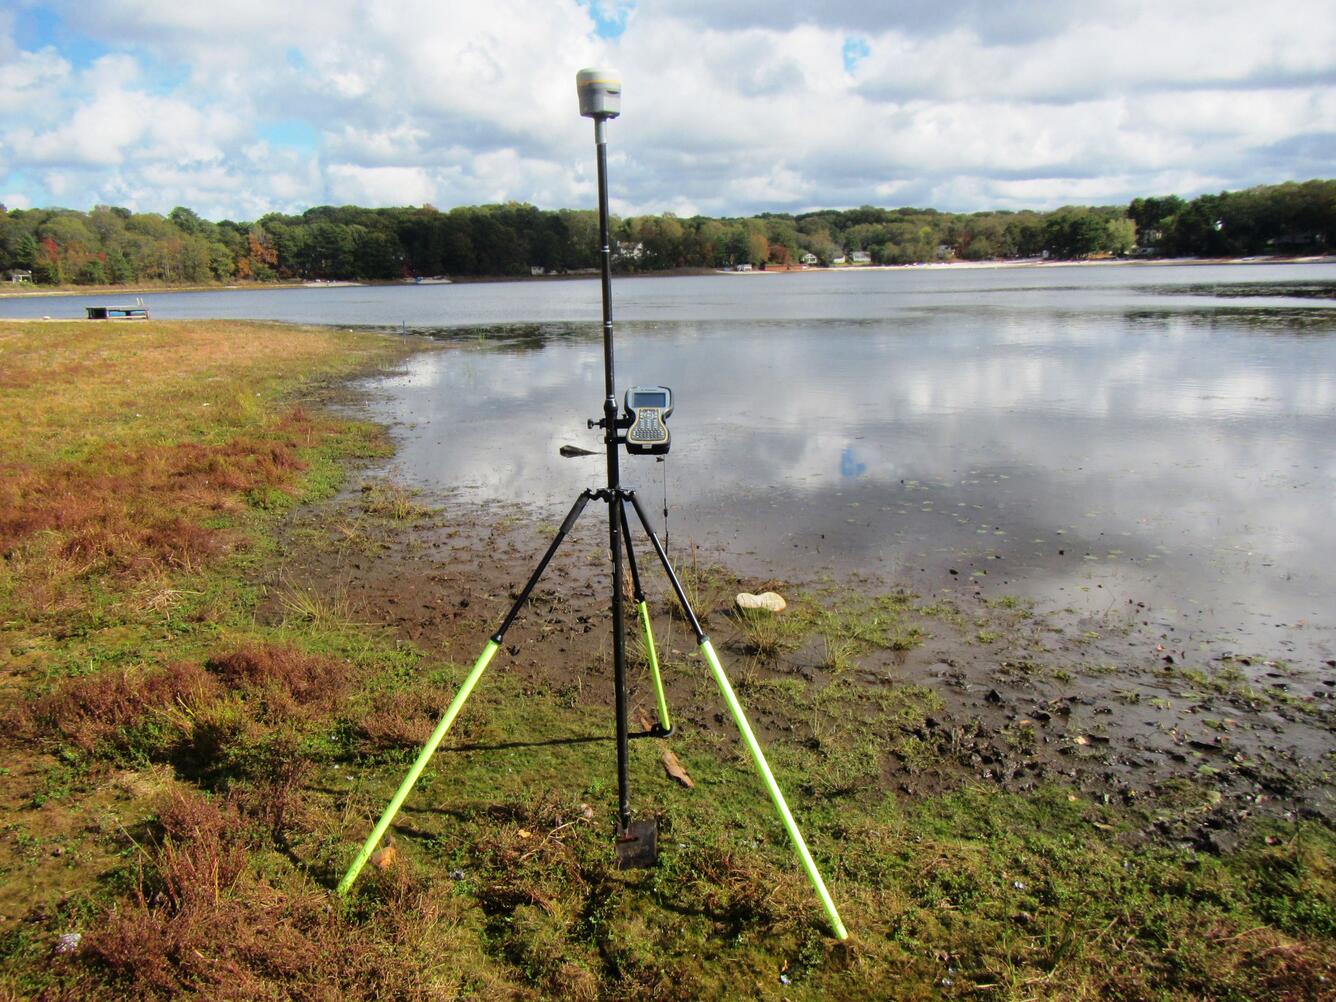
(85, 305, 149, 320)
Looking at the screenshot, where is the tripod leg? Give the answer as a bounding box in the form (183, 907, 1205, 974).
(625, 492, 849, 941)
(637, 602, 671, 733)
(337, 640, 498, 896)
(698, 640, 848, 940)
(337, 491, 595, 897)
(619, 500, 672, 734)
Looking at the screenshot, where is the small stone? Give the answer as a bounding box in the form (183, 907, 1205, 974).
(55, 932, 81, 955)
(736, 591, 787, 613)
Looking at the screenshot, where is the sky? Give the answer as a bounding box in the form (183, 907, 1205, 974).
(1, 0, 1333, 221)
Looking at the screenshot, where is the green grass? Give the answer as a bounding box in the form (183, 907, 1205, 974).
(0, 320, 1332, 999)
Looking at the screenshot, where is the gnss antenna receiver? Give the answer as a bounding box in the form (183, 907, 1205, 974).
(337, 68, 848, 941)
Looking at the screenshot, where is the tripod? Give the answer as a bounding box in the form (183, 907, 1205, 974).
(336, 69, 848, 941)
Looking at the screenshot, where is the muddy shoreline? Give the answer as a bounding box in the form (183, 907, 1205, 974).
(272, 369, 1336, 851)
(4, 255, 1334, 302)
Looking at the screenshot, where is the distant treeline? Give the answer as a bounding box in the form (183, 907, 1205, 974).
(1, 179, 1331, 286)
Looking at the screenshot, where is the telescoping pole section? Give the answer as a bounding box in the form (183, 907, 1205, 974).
(594, 114, 634, 834)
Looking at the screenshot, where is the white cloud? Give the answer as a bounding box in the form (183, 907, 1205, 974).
(324, 124, 432, 166)
(0, 0, 1331, 218)
(326, 165, 436, 206)
(0, 46, 70, 112)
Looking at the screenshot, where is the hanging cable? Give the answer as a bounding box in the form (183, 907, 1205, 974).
(657, 455, 669, 557)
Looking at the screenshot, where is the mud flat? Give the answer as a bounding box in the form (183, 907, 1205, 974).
(274, 482, 1336, 854)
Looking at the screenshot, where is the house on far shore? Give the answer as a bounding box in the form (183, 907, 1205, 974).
(831, 255, 847, 265)
(850, 251, 872, 265)
(800, 252, 818, 266)
(7, 269, 32, 283)
(734, 262, 753, 272)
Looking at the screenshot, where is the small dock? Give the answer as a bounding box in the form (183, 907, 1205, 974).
(85, 303, 150, 320)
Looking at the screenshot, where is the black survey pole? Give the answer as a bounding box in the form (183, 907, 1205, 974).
(593, 114, 632, 833)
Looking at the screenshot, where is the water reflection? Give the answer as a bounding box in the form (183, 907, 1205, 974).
(8, 262, 1329, 660)
(366, 297, 1336, 664)
(1139, 280, 1336, 300)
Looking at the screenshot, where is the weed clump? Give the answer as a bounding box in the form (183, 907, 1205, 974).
(359, 480, 428, 521)
(15, 661, 220, 754)
(79, 790, 260, 996)
(73, 787, 499, 1000)
(355, 685, 445, 750)
(206, 644, 353, 720)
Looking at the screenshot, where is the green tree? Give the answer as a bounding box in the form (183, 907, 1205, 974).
(1105, 218, 1137, 256)
(106, 248, 134, 283)
(168, 206, 206, 236)
(75, 259, 107, 285)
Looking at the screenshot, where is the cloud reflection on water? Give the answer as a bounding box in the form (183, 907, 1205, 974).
(366, 294, 1336, 661)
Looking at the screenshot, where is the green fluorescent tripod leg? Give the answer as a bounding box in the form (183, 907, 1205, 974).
(337, 640, 500, 897)
(699, 639, 849, 940)
(637, 600, 672, 732)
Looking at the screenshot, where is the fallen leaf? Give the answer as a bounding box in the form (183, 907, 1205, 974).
(370, 837, 397, 870)
(635, 707, 654, 731)
(517, 828, 532, 839)
(662, 748, 695, 788)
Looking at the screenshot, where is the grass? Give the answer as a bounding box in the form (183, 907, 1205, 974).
(734, 607, 803, 658)
(1, 319, 1332, 999)
(359, 479, 431, 522)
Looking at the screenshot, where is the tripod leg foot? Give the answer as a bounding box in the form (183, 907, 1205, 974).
(699, 639, 849, 940)
(637, 600, 672, 734)
(337, 640, 500, 897)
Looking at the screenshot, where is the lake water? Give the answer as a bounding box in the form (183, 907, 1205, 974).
(7, 263, 1336, 663)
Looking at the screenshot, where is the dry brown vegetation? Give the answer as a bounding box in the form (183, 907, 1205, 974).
(70, 786, 494, 1002)
(0, 321, 396, 615)
(0, 318, 424, 997)
(16, 661, 220, 754)
(205, 645, 355, 720)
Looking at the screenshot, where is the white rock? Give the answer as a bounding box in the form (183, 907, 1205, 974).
(735, 591, 787, 613)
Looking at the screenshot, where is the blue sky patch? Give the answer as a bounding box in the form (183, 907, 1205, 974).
(843, 36, 870, 73)
(258, 119, 320, 153)
(579, 0, 634, 39)
(15, 6, 109, 69)
(0, 170, 43, 211)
